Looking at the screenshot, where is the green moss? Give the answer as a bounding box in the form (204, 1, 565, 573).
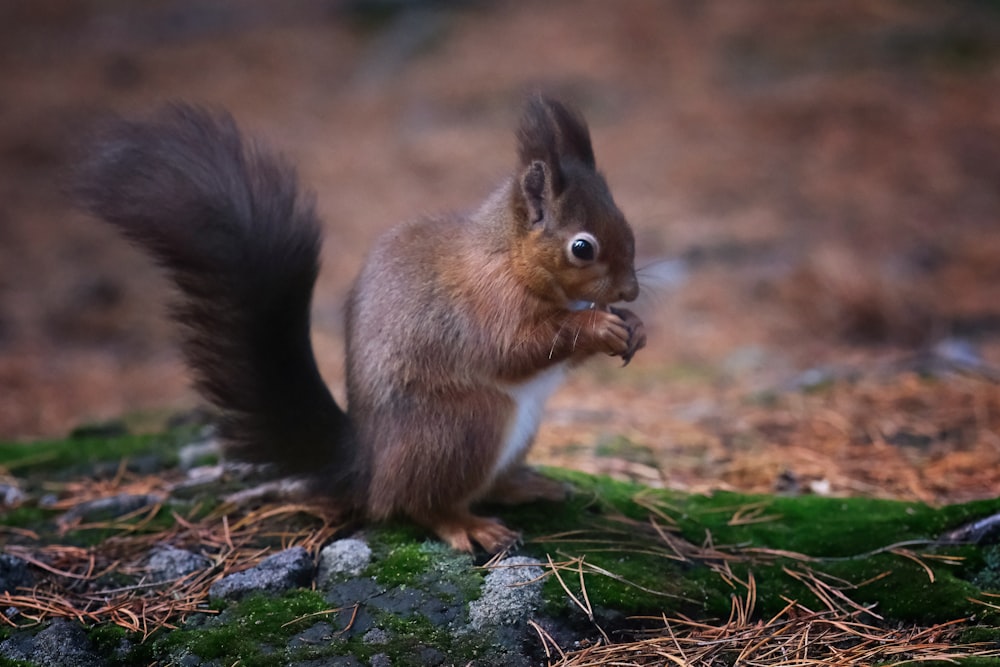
(152, 590, 333, 665)
(0, 430, 188, 477)
(7, 424, 1000, 660)
(148, 536, 491, 666)
(369, 613, 461, 663)
(0, 505, 58, 529)
(671, 492, 1000, 558)
(493, 473, 1000, 626)
(365, 524, 436, 587)
(961, 626, 1000, 643)
(494, 473, 693, 614)
(972, 545, 1000, 591)
(416, 540, 481, 602)
(87, 625, 153, 666)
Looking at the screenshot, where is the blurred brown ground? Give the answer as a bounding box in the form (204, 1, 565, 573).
(1, 0, 999, 503)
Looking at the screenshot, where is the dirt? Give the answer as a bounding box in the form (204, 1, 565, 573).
(1, 0, 999, 504)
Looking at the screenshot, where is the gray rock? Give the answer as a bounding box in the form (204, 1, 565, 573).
(0, 631, 33, 662)
(369, 586, 460, 626)
(363, 627, 390, 645)
(0, 618, 103, 667)
(0, 553, 32, 593)
(416, 646, 446, 666)
(317, 538, 372, 584)
(289, 621, 337, 649)
(0, 481, 25, 506)
(178, 436, 222, 471)
(59, 493, 163, 525)
(294, 656, 362, 667)
(324, 577, 382, 608)
(790, 366, 836, 391)
(147, 545, 212, 582)
(369, 652, 392, 667)
(468, 556, 545, 630)
(209, 546, 314, 601)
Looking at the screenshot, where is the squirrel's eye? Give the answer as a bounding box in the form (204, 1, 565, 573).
(568, 233, 599, 264)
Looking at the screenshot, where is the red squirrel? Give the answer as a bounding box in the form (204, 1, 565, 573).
(76, 96, 645, 553)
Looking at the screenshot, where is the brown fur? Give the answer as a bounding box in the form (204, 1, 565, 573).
(346, 97, 643, 550)
(77, 96, 645, 553)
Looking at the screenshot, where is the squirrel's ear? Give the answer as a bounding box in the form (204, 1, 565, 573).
(516, 96, 565, 195)
(519, 159, 552, 225)
(514, 95, 596, 226)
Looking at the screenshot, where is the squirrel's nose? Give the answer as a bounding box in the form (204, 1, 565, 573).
(619, 273, 639, 302)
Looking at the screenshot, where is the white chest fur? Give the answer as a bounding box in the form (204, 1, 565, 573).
(494, 364, 568, 477)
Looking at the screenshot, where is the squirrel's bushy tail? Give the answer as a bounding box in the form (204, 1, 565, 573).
(75, 105, 354, 485)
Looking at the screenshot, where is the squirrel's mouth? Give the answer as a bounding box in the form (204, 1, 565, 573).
(567, 300, 599, 312)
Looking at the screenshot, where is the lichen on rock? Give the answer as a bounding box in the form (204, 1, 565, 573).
(468, 556, 545, 630)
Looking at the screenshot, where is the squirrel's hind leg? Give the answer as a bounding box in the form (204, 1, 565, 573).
(480, 466, 570, 505)
(361, 387, 522, 553)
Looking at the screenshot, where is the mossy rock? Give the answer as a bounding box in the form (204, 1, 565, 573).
(1, 427, 1000, 665)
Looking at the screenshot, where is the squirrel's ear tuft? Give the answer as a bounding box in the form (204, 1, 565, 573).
(543, 97, 596, 170)
(516, 96, 596, 180)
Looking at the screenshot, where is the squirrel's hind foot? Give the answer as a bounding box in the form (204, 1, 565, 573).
(417, 511, 521, 554)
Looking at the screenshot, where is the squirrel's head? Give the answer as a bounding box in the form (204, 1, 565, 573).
(510, 96, 638, 309)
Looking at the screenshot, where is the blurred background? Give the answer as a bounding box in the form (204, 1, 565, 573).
(1, 0, 998, 502)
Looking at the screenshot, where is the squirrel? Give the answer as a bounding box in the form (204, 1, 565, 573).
(75, 96, 645, 553)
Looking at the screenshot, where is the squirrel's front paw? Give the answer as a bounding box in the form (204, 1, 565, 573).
(580, 309, 630, 357)
(609, 306, 646, 365)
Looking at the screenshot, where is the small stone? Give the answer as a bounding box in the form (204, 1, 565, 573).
(0, 632, 33, 662)
(363, 627, 390, 645)
(59, 493, 163, 525)
(176, 652, 202, 666)
(34, 619, 101, 666)
(178, 436, 222, 471)
(289, 621, 336, 649)
(0, 619, 102, 667)
(209, 547, 314, 601)
(147, 545, 211, 583)
(809, 479, 832, 496)
(933, 337, 983, 369)
(0, 554, 33, 594)
(467, 556, 545, 630)
(417, 646, 446, 666)
(318, 538, 372, 584)
(370, 652, 392, 667)
(774, 469, 800, 495)
(791, 367, 835, 391)
(0, 481, 25, 506)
